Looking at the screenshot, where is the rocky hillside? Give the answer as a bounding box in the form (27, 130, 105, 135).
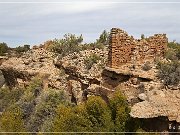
(0, 45, 109, 104)
(0, 29, 180, 132)
(0, 48, 63, 89)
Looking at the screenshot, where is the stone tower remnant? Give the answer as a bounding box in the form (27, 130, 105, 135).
(107, 28, 168, 69)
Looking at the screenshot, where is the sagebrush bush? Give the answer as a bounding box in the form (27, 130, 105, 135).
(81, 42, 105, 50)
(84, 54, 101, 69)
(15, 45, 30, 54)
(47, 31, 108, 57)
(0, 105, 26, 132)
(0, 87, 24, 112)
(47, 34, 83, 57)
(96, 30, 109, 45)
(157, 60, 180, 86)
(27, 89, 69, 132)
(165, 48, 178, 60)
(167, 42, 180, 60)
(156, 42, 180, 86)
(0, 42, 8, 56)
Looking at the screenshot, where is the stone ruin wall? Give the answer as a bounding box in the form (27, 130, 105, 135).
(108, 28, 168, 68)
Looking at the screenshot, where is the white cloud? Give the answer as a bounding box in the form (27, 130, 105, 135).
(0, 1, 179, 46)
(37, 2, 113, 14)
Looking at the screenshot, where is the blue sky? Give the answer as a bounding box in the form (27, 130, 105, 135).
(0, 0, 180, 47)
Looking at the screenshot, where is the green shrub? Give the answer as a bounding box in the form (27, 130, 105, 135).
(168, 41, 180, 49)
(167, 42, 180, 60)
(97, 30, 109, 45)
(20, 77, 42, 102)
(157, 42, 180, 86)
(157, 60, 180, 86)
(81, 42, 105, 50)
(109, 91, 132, 132)
(0, 87, 24, 112)
(48, 34, 83, 57)
(84, 96, 114, 132)
(53, 105, 92, 132)
(84, 54, 101, 69)
(141, 34, 145, 39)
(17, 77, 43, 125)
(48, 31, 109, 57)
(27, 89, 69, 132)
(52, 92, 137, 133)
(12, 77, 70, 132)
(52, 96, 114, 132)
(0, 42, 8, 56)
(165, 48, 178, 60)
(15, 45, 30, 54)
(0, 105, 26, 132)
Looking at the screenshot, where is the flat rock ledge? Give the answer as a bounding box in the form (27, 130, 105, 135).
(130, 90, 180, 122)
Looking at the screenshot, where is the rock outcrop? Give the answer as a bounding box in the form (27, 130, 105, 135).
(54, 48, 109, 103)
(130, 89, 180, 123)
(0, 46, 109, 104)
(54, 48, 108, 84)
(0, 48, 67, 89)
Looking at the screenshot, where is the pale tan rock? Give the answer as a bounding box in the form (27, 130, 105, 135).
(138, 93, 147, 101)
(0, 48, 66, 89)
(130, 90, 180, 122)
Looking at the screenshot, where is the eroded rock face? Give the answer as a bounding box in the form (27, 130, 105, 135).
(0, 67, 31, 88)
(54, 48, 109, 104)
(130, 90, 180, 123)
(0, 48, 67, 89)
(67, 80, 83, 104)
(54, 48, 108, 81)
(0, 46, 110, 104)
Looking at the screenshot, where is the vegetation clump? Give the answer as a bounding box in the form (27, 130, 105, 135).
(96, 30, 109, 45)
(157, 41, 180, 86)
(157, 60, 180, 86)
(47, 34, 83, 57)
(0, 77, 71, 132)
(84, 53, 101, 69)
(0, 42, 8, 56)
(52, 91, 138, 133)
(0, 106, 26, 132)
(0, 79, 141, 133)
(15, 45, 30, 54)
(166, 42, 180, 60)
(46, 30, 109, 58)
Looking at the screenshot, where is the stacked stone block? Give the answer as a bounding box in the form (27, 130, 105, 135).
(108, 28, 136, 68)
(108, 28, 168, 68)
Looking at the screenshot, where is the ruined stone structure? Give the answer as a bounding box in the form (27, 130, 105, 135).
(108, 28, 168, 68)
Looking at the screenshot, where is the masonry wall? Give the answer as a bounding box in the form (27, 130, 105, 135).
(108, 28, 168, 68)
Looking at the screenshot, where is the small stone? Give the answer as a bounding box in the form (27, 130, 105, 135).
(138, 93, 147, 101)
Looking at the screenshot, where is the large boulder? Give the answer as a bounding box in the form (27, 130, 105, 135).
(130, 90, 180, 123)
